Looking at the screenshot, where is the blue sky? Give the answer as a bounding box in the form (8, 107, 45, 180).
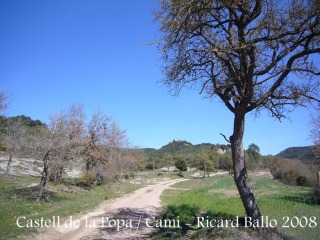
(0, 0, 317, 155)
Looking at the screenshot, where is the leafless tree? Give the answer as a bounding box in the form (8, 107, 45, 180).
(105, 121, 129, 177)
(49, 104, 86, 184)
(4, 119, 26, 175)
(85, 111, 111, 173)
(310, 104, 320, 187)
(311, 105, 320, 159)
(36, 104, 85, 201)
(84, 111, 129, 182)
(0, 91, 7, 112)
(155, 0, 320, 220)
(3, 118, 43, 174)
(0, 91, 8, 152)
(36, 124, 56, 202)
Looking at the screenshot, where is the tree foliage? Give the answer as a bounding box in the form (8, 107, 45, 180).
(175, 158, 188, 175)
(7, 115, 47, 128)
(247, 143, 260, 155)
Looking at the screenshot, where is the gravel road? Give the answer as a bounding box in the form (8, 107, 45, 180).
(24, 178, 187, 240)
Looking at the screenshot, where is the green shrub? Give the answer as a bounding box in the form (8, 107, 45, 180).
(296, 175, 309, 186)
(311, 186, 320, 204)
(175, 159, 188, 175)
(124, 174, 130, 180)
(79, 172, 95, 185)
(145, 163, 154, 170)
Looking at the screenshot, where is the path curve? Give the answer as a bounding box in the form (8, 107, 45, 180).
(27, 178, 187, 240)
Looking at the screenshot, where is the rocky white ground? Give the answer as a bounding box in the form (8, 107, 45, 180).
(0, 156, 82, 178)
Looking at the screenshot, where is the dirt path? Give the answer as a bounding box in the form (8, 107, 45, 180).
(27, 178, 187, 240)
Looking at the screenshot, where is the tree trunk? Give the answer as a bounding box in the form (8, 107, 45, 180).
(86, 160, 90, 173)
(54, 165, 63, 184)
(6, 150, 13, 175)
(231, 111, 261, 221)
(86, 159, 91, 173)
(36, 151, 50, 202)
(317, 171, 320, 187)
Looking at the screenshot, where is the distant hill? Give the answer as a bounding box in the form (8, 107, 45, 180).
(140, 140, 231, 169)
(0, 115, 48, 151)
(276, 146, 316, 163)
(7, 115, 47, 128)
(0, 115, 47, 130)
(142, 140, 230, 157)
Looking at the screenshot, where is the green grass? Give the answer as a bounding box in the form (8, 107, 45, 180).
(0, 174, 142, 239)
(158, 175, 320, 240)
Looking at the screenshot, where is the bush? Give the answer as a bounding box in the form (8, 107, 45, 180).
(123, 173, 135, 180)
(216, 154, 233, 172)
(175, 159, 188, 175)
(296, 176, 309, 186)
(272, 169, 283, 180)
(145, 163, 154, 170)
(311, 186, 320, 204)
(283, 170, 299, 185)
(79, 172, 95, 185)
(270, 157, 315, 186)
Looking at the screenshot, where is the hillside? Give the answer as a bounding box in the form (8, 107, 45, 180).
(142, 140, 229, 155)
(0, 115, 47, 129)
(276, 146, 316, 163)
(141, 140, 231, 170)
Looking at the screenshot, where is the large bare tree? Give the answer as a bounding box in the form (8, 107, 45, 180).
(310, 104, 320, 188)
(84, 111, 129, 182)
(85, 111, 111, 173)
(50, 104, 86, 184)
(36, 104, 85, 201)
(155, 0, 320, 220)
(4, 119, 27, 175)
(311, 105, 320, 160)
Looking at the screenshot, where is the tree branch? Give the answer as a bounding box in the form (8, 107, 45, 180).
(220, 133, 231, 144)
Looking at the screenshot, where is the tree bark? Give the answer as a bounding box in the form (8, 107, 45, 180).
(53, 165, 63, 184)
(6, 150, 13, 175)
(86, 156, 94, 173)
(317, 171, 320, 187)
(36, 151, 50, 202)
(231, 111, 261, 221)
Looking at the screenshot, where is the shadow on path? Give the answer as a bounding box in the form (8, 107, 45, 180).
(96, 207, 163, 240)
